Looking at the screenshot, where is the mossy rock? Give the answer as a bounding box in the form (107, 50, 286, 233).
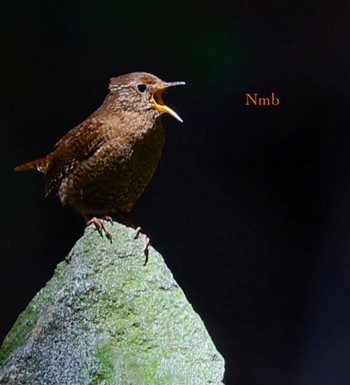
(0, 222, 225, 385)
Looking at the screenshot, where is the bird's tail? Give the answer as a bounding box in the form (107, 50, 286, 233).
(15, 156, 49, 174)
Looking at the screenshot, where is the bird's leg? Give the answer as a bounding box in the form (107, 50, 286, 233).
(82, 213, 113, 242)
(117, 210, 150, 265)
(134, 227, 150, 249)
(104, 216, 114, 225)
(135, 229, 150, 266)
(87, 217, 113, 242)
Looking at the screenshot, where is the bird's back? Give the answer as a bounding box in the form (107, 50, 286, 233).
(50, 111, 165, 216)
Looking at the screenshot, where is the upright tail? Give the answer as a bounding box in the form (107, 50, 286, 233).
(15, 156, 49, 174)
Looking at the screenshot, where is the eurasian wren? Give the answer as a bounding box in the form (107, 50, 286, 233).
(15, 72, 185, 240)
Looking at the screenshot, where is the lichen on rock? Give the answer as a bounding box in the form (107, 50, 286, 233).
(0, 222, 225, 385)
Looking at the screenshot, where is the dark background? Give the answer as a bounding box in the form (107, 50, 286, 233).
(1, 1, 349, 384)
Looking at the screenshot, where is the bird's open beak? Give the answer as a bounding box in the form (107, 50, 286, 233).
(152, 81, 185, 123)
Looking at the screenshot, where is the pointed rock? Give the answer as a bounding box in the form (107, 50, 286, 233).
(0, 222, 225, 384)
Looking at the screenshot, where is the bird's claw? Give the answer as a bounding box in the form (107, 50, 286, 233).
(87, 217, 113, 243)
(133, 227, 150, 265)
(104, 216, 114, 225)
(134, 226, 141, 239)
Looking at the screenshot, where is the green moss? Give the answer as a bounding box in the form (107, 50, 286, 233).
(0, 305, 36, 365)
(0, 261, 68, 365)
(0, 223, 225, 384)
(92, 343, 117, 385)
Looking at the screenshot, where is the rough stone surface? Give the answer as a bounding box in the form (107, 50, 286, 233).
(0, 222, 225, 385)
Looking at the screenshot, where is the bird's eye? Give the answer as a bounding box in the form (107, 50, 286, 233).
(136, 84, 147, 93)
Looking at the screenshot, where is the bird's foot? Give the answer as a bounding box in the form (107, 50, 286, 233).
(104, 216, 114, 225)
(87, 217, 113, 242)
(134, 227, 150, 265)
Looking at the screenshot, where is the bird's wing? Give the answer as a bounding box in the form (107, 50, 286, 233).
(45, 117, 113, 196)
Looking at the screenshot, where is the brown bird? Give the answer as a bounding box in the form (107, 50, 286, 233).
(15, 72, 185, 248)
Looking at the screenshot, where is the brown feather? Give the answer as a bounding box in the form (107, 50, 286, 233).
(15, 72, 184, 223)
(15, 156, 49, 174)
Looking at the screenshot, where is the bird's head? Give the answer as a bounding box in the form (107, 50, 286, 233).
(108, 72, 185, 122)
